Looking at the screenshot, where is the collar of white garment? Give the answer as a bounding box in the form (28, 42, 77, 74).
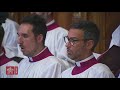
(75, 55, 94, 67)
(46, 19, 55, 26)
(29, 47, 47, 62)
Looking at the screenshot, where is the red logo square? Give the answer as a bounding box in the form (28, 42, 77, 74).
(6, 66, 18, 75)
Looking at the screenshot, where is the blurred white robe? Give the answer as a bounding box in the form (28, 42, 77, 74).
(61, 55, 115, 78)
(0, 51, 18, 78)
(2, 18, 26, 59)
(109, 25, 120, 48)
(93, 52, 101, 59)
(2, 18, 19, 58)
(45, 20, 75, 67)
(109, 25, 120, 78)
(18, 47, 68, 78)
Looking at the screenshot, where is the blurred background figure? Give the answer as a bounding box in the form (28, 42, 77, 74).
(0, 12, 25, 63)
(1, 12, 19, 58)
(109, 25, 120, 48)
(97, 25, 120, 78)
(0, 15, 18, 78)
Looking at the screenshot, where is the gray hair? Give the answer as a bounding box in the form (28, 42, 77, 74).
(70, 20, 100, 51)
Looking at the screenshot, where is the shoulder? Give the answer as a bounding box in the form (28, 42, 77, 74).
(19, 58, 28, 66)
(113, 25, 120, 33)
(56, 27, 68, 34)
(61, 66, 74, 77)
(6, 18, 17, 24)
(4, 18, 19, 27)
(45, 56, 63, 64)
(94, 63, 110, 69)
(49, 27, 68, 35)
(3, 60, 18, 67)
(44, 56, 68, 68)
(90, 63, 114, 75)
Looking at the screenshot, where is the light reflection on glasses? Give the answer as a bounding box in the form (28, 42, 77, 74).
(64, 36, 84, 46)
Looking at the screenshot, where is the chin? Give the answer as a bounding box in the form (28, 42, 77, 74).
(68, 54, 73, 60)
(23, 52, 29, 57)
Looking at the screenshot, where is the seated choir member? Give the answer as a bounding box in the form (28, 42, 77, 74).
(18, 15, 68, 78)
(61, 20, 115, 78)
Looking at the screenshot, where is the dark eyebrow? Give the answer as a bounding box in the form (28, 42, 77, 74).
(69, 37, 80, 40)
(20, 33, 29, 38)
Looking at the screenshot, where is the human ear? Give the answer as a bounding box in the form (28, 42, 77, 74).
(86, 40, 94, 50)
(37, 34, 43, 43)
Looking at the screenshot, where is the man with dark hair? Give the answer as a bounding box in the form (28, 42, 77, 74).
(30, 12, 75, 67)
(18, 15, 68, 78)
(61, 20, 114, 78)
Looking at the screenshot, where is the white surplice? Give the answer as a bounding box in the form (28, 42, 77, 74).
(93, 52, 101, 59)
(109, 25, 120, 48)
(2, 18, 26, 59)
(18, 47, 68, 78)
(45, 20, 75, 67)
(61, 55, 115, 78)
(2, 18, 19, 58)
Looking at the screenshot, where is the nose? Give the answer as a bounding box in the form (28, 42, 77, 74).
(65, 42, 71, 48)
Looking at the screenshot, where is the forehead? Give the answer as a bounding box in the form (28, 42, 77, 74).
(68, 28, 84, 38)
(18, 23, 33, 34)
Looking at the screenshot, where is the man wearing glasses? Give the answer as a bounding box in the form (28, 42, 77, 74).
(61, 20, 114, 78)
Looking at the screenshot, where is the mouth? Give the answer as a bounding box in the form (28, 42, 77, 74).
(19, 45, 24, 51)
(21, 48, 24, 51)
(67, 49, 71, 54)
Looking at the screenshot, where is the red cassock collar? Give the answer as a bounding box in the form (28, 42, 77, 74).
(47, 21, 59, 31)
(0, 52, 12, 66)
(72, 57, 98, 75)
(29, 47, 53, 63)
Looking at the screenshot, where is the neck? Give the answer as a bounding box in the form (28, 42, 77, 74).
(46, 17, 53, 24)
(32, 45, 45, 57)
(75, 52, 93, 62)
